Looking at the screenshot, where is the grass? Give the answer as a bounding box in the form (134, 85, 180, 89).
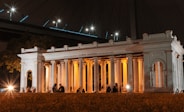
(0, 93, 184, 112)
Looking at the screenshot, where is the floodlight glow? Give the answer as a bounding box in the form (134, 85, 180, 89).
(7, 85, 14, 91)
(126, 84, 130, 90)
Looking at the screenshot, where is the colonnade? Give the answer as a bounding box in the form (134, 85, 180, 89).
(43, 55, 144, 93)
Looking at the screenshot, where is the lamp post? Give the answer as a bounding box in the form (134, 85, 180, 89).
(7, 6, 16, 21)
(85, 25, 95, 34)
(52, 19, 61, 27)
(114, 32, 119, 41)
(90, 26, 94, 31)
(85, 28, 89, 32)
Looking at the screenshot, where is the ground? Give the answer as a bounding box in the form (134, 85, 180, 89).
(0, 93, 184, 112)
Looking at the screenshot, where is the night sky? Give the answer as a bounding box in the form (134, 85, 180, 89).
(0, 0, 184, 43)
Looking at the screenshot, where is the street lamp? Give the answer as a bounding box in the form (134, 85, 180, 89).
(85, 25, 95, 34)
(52, 19, 61, 27)
(7, 6, 16, 21)
(114, 32, 119, 41)
(85, 28, 89, 32)
(90, 26, 95, 31)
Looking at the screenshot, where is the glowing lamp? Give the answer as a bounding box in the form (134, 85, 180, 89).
(7, 85, 14, 91)
(57, 19, 61, 23)
(85, 28, 89, 32)
(10, 7, 16, 12)
(115, 32, 119, 36)
(126, 84, 130, 90)
(90, 26, 95, 31)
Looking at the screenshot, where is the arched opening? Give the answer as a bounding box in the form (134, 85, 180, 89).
(152, 61, 165, 88)
(27, 71, 32, 88)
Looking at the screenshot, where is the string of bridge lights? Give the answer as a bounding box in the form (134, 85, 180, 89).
(0, 5, 120, 40)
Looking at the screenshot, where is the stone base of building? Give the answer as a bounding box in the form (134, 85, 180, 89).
(144, 87, 173, 93)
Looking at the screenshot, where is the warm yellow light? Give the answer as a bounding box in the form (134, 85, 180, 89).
(7, 85, 14, 91)
(126, 84, 130, 90)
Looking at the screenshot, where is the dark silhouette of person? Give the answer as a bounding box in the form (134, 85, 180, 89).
(82, 89, 85, 93)
(106, 86, 111, 93)
(76, 87, 81, 93)
(27, 87, 32, 93)
(52, 83, 57, 93)
(58, 83, 65, 93)
(112, 83, 118, 93)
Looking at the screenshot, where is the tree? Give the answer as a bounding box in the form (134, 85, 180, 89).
(0, 34, 67, 73)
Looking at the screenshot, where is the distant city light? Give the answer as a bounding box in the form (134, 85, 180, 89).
(7, 6, 16, 21)
(52, 18, 61, 27)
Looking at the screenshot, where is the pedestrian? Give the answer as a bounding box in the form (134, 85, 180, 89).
(106, 86, 111, 93)
(58, 83, 65, 93)
(52, 83, 57, 93)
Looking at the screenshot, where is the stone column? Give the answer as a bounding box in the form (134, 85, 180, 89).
(70, 61, 74, 92)
(110, 56, 115, 89)
(87, 60, 92, 93)
(107, 61, 111, 86)
(83, 62, 87, 91)
(64, 59, 69, 93)
(133, 58, 138, 92)
(79, 58, 83, 89)
(122, 59, 128, 91)
(50, 61, 55, 93)
(104, 61, 107, 91)
(94, 57, 99, 92)
(157, 61, 162, 87)
(20, 62, 25, 92)
(100, 60, 106, 92)
(73, 60, 79, 92)
(37, 61, 44, 92)
(178, 55, 183, 90)
(60, 61, 64, 86)
(127, 54, 133, 92)
(165, 50, 174, 92)
(41, 62, 45, 92)
(44, 64, 50, 92)
(57, 64, 61, 88)
(138, 58, 143, 92)
(32, 61, 38, 92)
(116, 58, 121, 91)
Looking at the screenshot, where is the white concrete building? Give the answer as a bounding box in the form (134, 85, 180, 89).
(18, 30, 184, 93)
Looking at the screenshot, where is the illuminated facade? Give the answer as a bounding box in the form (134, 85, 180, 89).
(18, 30, 184, 93)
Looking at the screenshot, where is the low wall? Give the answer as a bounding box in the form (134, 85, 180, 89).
(0, 93, 184, 112)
